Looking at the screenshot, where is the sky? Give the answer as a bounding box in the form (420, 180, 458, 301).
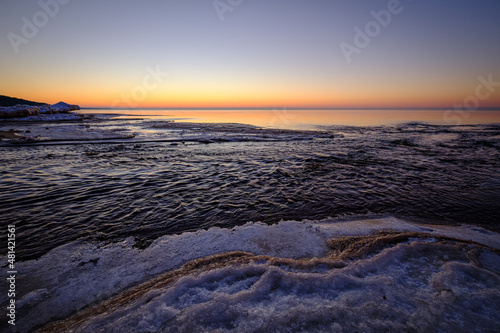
(0, 0, 499, 109)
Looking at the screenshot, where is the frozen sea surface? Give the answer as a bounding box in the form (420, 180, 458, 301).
(1, 218, 499, 332)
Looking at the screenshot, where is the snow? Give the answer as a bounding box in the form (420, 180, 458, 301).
(0, 102, 80, 119)
(0, 104, 40, 118)
(2, 217, 499, 332)
(7, 113, 83, 122)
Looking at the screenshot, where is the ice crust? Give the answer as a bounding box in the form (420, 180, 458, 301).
(0, 122, 135, 144)
(0, 118, 327, 145)
(6, 113, 83, 122)
(2, 218, 499, 332)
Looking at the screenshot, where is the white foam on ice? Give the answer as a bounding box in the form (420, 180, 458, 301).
(2, 217, 499, 332)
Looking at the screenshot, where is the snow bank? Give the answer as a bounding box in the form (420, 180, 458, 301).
(0, 102, 80, 119)
(0, 104, 40, 118)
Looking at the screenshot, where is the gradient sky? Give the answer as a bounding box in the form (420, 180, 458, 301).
(1, 0, 499, 108)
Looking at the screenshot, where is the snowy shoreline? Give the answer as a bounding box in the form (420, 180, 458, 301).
(0, 102, 81, 119)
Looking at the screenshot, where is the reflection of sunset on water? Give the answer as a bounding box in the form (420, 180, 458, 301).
(80, 109, 500, 129)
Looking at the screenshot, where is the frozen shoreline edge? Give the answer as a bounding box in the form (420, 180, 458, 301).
(0, 116, 333, 146)
(1, 217, 499, 332)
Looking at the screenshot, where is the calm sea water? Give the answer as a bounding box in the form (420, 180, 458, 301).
(1, 109, 499, 260)
(79, 108, 500, 128)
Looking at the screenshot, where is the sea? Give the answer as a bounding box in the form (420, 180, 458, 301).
(1, 109, 499, 332)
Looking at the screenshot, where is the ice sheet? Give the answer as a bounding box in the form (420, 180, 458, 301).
(1, 217, 499, 332)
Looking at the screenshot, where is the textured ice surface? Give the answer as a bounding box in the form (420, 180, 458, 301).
(1, 218, 499, 332)
(0, 112, 82, 122)
(10, 113, 83, 121)
(0, 122, 135, 144)
(0, 118, 329, 146)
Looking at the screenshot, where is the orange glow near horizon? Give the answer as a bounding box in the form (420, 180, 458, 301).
(2, 77, 499, 109)
(3, 89, 499, 110)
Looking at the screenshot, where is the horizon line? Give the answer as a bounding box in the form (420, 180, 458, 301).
(81, 107, 500, 111)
